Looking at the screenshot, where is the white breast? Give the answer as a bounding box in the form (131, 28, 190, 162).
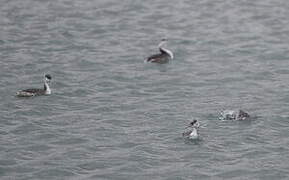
(44, 82, 51, 95)
(162, 48, 174, 59)
(189, 128, 198, 139)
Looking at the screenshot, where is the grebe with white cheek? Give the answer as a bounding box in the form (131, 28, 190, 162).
(183, 120, 200, 140)
(16, 74, 52, 97)
(145, 39, 174, 64)
(219, 110, 250, 121)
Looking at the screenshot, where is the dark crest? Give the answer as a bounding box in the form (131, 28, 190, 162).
(190, 120, 198, 126)
(45, 74, 52, 80)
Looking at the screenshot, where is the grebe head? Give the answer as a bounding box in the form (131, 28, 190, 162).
(188, 120, 200, 128)
(44, 74, 52, 83)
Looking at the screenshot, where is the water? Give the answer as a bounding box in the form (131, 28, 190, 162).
(1, 0, 289, 179)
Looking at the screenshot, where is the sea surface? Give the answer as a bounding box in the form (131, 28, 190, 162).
(1, 0, 289, 179)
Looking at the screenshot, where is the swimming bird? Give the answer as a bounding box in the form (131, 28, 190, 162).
(182, 120, 200, 140)
(219, 109, 250, 121)
(145, 39, 174, 64)
(16, 74, 52, 97)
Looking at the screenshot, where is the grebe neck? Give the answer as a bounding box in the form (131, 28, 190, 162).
(160, 47, 174, 59)
(44, 82, 51, 94)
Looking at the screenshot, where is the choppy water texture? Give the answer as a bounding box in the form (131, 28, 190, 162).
(1, 0, 289, 179)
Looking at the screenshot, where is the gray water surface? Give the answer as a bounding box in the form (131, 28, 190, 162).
(1, 0, 289, 179)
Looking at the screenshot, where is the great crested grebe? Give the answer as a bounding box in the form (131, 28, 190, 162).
(16, 74, 52, 97)
(183, 120, 200, 140)
(219, 110, 250, 121)
(145, 39, 174, 64)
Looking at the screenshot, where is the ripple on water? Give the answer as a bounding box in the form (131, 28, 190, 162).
(1, 0, 289, 179)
